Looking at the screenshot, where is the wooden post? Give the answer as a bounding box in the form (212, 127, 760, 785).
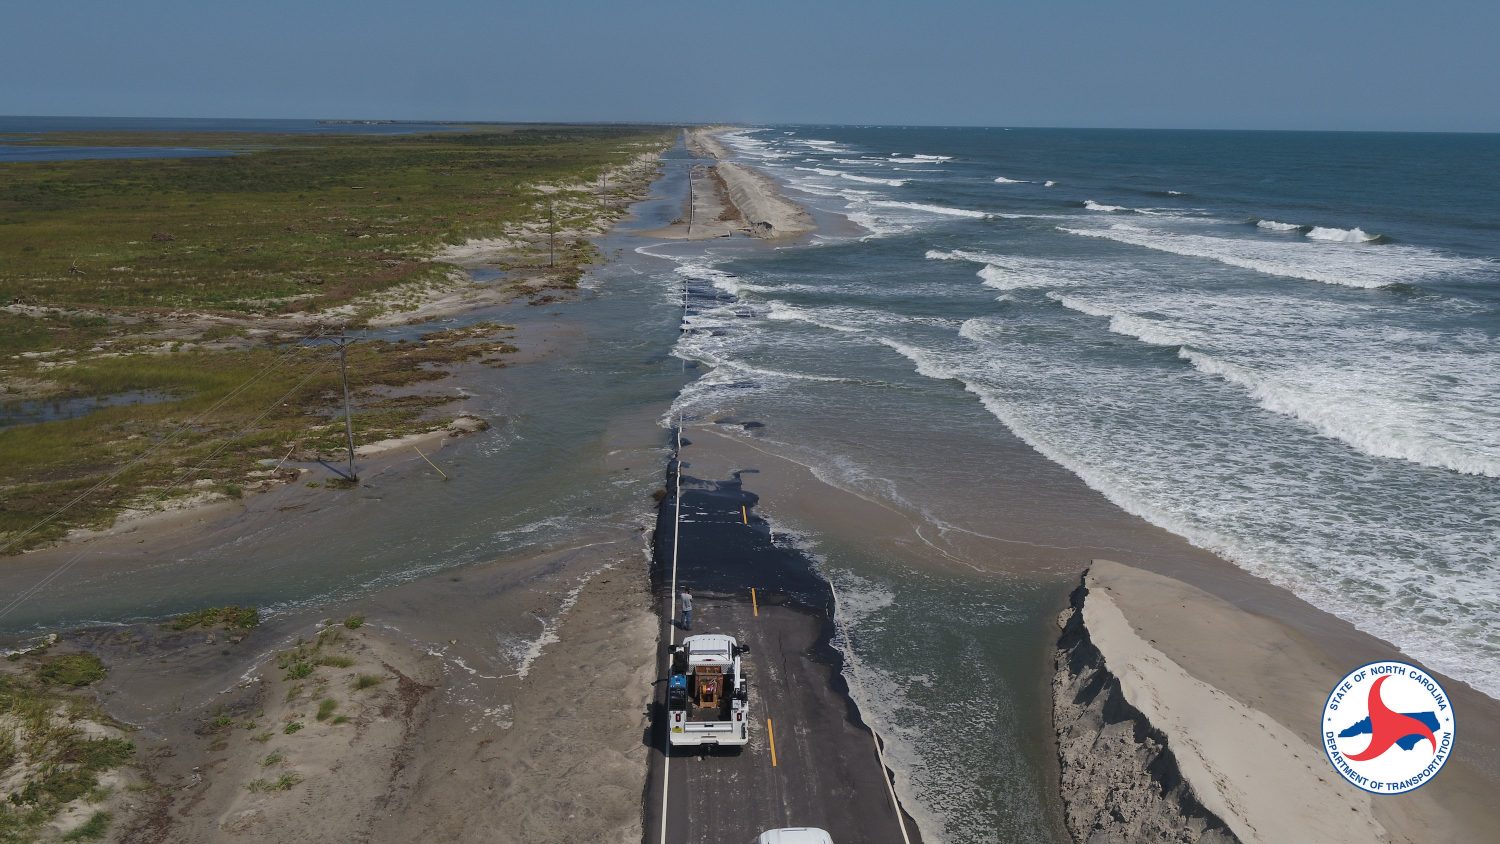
(332, 336, 358, 482)
(548, 200, 556, 267)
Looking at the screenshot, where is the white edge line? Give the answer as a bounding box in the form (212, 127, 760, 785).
(828, 578, 913, 844)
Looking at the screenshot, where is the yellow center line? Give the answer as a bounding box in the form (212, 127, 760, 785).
(751, 587, 759, 617)
(741, 504, 748, 525)
(767, 716, 779, 767)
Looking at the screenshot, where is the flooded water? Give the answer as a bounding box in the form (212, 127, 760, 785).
(3, 137, 1083, 843)
(0, 149, 696, 632)
(0, 390, 173, 428)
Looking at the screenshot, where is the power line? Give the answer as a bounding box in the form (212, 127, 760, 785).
(0, 328, 328, 556)
(0, 343, 336, 623)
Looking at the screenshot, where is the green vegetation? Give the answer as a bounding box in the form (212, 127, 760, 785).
(62, 811, 112, 841)
(1, 323, 525, 551)
(0, 127, 667, 313)
(0, 655, 134, 842)
(35, 653, 105, 687)
(315, 698, 338, 721)
(0, 126, 672, 553)
(315, 654, 354, 668)
(261, 751, 283, 767)
(353, 674, 384, 691)
(245, 773, 302, 793)
(168, 604, 260, 631)
(282, 722, 303, 735)
(341, 613, 365, 630)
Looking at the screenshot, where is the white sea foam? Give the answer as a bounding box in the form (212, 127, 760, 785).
(1083, 200, 1129, 212)
(993, 176, 1027, 184)
(926, 249, 1092, 291)
(1257, 219, 1304, 232)
(1059, 222, 1486, 288)
(869, 320, 1500, 698)
(794, 166, 908, 187)
(1306, 225, 1382, 243)
(1043, 180, 1057, 187)
(1044, 289, 1500, 477)
(869, 200, 989, 219)
(840, 173, 908, 187)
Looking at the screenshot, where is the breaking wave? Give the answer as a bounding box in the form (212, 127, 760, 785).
(1307, 226, 1385, 243)
(870, 200, 989, 219)
(1059, 223, 1484, 288)
(1045, 292, 1500, 478)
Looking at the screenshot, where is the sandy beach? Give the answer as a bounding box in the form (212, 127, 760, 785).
(6, 126, 1496, 844)
(645, 127, 814, 241)
(1055, 561, 1499, 843)
(676, 413, 1500, 842)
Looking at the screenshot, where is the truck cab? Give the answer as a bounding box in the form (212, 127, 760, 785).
(755, 829, 834, 844)
(666, 633, 750, 747)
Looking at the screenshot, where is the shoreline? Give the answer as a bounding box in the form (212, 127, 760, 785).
(7, 125, 1494, 844)
(676, 412, 1500, 841)
(643, 127, 815, 241)
(0, 150, 688, 840)
(1055, 560, 1500, 843)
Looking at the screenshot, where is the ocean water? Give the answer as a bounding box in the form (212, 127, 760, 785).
(644, 126, 1500, 839)
(661, 126, 1500, 699)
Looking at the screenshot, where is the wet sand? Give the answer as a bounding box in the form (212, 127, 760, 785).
(9, 128, 1496, 843)
(645, 128, 815, 241)
(679, 417, 1500, 841)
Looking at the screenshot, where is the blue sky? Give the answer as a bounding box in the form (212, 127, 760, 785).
(3, 0, 1497, 131)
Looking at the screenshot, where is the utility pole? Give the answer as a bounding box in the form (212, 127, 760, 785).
(548, 199, 556, 267)
(330, 336, 358, 483)
(687, 164, 694, 237)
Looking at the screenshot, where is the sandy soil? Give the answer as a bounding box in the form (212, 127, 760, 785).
(646, 128, 814, 242)
(83, 532, 657, 844)
(1071, 560, 1499, 843)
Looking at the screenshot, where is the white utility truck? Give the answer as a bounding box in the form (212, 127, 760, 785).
(666, 634, 750, 747)
(755, 829, 834, 844)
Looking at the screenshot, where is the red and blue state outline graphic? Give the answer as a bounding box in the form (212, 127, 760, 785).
(1322, 660, 1455, 795)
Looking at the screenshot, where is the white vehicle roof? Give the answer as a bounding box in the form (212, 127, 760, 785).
(683, 634, 737, 666)
(756, 829, 833, 844)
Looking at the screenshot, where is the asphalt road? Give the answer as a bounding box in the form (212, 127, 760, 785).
(644, 454, 922, 844)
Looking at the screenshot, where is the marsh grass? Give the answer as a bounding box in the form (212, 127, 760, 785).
(0, 128, 669, 313)
(168, 605, 259, 631)
(315, 699, 337, 721)
(61, 811, 111, 841)
(0, 127, 671, 553)
(0, 656, 134, 841)
(0, 332, 511, 550)
(245, 773, 302, 793)
(35, 653, 105, 687)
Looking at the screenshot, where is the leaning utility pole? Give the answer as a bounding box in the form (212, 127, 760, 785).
(330, 336, 358, 482)
(687, 165, 695, 237)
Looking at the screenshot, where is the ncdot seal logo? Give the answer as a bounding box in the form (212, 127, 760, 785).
(1322, 660, 1454, 794)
